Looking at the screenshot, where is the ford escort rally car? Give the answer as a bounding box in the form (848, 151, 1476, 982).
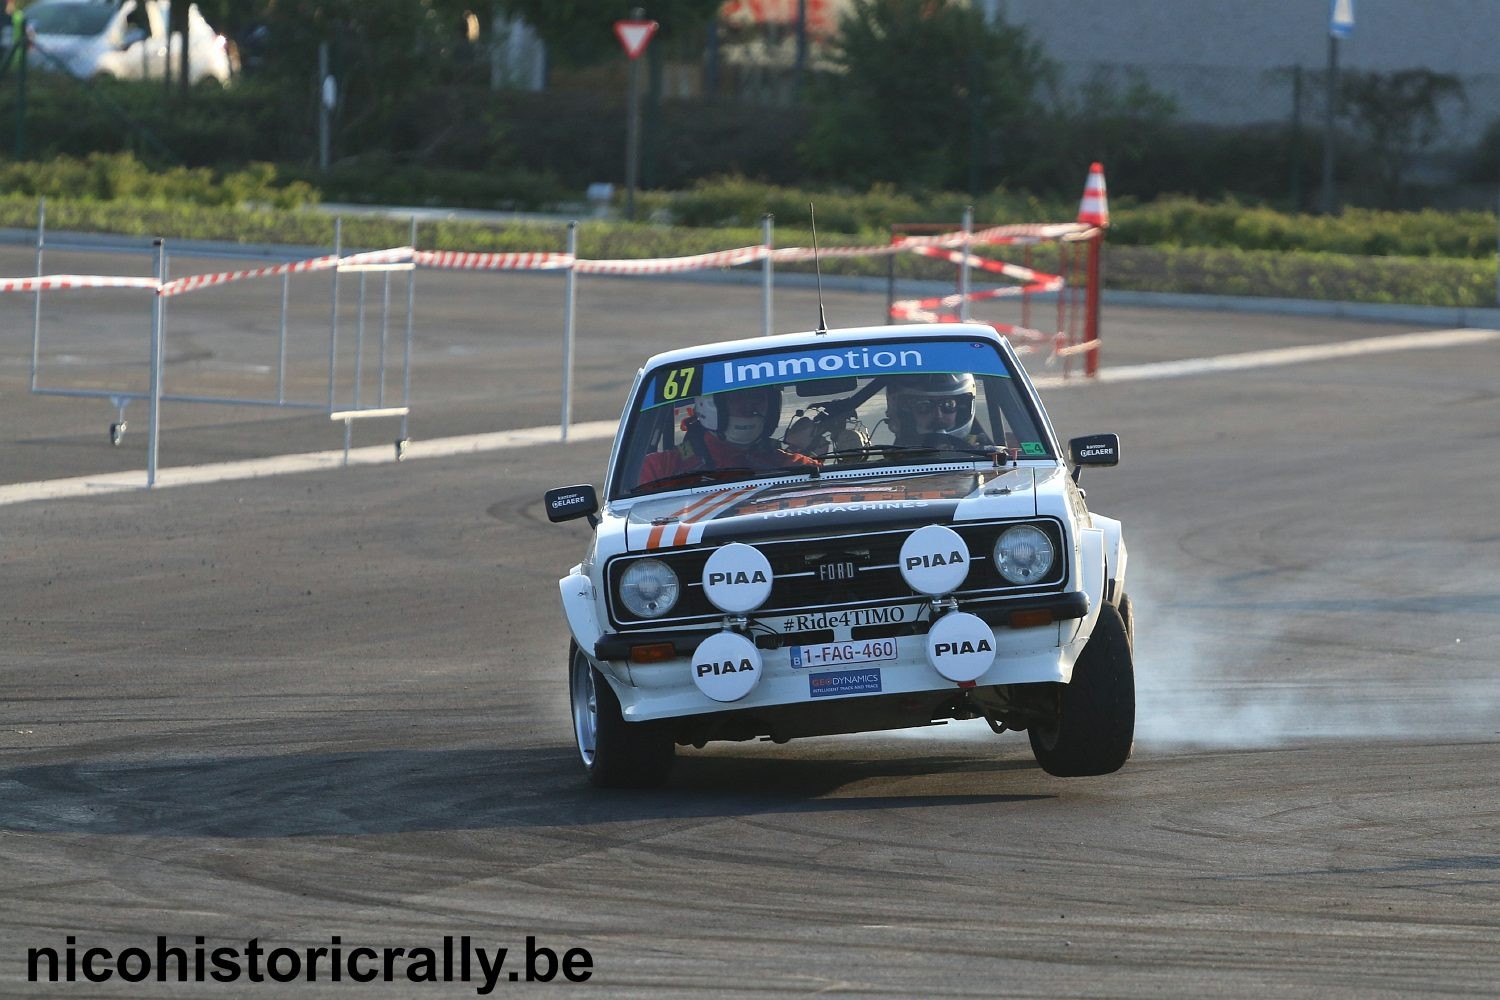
(545, 323, 1133, 788)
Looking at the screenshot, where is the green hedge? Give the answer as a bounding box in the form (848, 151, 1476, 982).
(4, 156, 1497, 309)
(1110, 198, 1498, 259)
(1106, 245, 1496, 307)
(0, 152, 316, 210)
(637, 176, 1061, 236)
(5, 194, 1492, 307)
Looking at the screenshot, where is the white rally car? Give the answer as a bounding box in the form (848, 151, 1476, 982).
(546, 323, 1133, 788)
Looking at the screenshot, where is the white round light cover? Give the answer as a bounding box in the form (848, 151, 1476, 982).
(925, 612, 997, 683)
(899, 524, 970, 596)
(690, 631, 763, 702)
(701, 542, 774, 613)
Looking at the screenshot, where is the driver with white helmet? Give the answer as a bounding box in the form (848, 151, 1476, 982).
(637, 385, 817, 488)
(884, 372, 992, 449)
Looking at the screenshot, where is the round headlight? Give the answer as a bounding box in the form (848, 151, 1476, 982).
(619, 559, 680, 619)
(993, 524, 1054, 585)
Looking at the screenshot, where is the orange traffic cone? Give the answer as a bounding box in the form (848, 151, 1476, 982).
(1077, 162, 1109, 227)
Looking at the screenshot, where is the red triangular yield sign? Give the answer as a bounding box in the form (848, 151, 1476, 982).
(614, 20, 658, 60)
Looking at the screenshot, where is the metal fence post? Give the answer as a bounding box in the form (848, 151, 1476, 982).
(13, 24, 26, 159)
(147, 239, 165, 486)
(959, 205, 973, 322)
(327, 218, 342, 413)
(378, 270, 391, 407)
(1085, 231, 1103, 378)
(762, 213, 773, 337)
(277, 272, 289, 403)
(561, 221, 578, 441)
(30, 197, 43, 391)
(353, 271, 366, 413)
(400, 217, 415, 453)
(885, 226, 896, 326)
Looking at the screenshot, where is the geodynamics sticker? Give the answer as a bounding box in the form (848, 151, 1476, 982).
(808, 669, 883, 698)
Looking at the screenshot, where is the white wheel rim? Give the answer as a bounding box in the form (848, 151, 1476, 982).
(572, 652, 598, 767)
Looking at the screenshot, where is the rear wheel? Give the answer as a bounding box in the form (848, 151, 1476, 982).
(569, 642, 674, 788)
(1118, 591, 1135, 652)
(1029, 604, 1135, 776)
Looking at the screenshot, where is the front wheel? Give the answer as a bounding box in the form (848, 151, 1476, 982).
(569, 642, 674, 788)
(1028, 603, 1135, 777)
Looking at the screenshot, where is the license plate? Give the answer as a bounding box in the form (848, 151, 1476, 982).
(789, 638, 898, 669)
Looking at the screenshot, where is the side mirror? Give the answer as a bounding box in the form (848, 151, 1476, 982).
(544, 484, 599, 525)
(1068, 433, 1120, 484)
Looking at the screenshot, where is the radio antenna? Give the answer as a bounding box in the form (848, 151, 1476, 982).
(810, 202, 828, 335)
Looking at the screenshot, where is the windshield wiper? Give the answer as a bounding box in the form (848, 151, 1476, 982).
(816, 443, 934, 463)
(817, 444, 1009, 466)
(628, 466, 808, 495)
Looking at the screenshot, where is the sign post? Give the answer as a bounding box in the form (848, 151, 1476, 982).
(1321, 0, 1354, 214)
(614, 15, 658, 221)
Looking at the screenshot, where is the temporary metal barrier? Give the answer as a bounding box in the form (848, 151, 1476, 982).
(15, 203, 415, 485)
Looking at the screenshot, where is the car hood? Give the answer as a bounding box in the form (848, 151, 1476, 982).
(32, 33, 94, 51)
(620, 467, 1044, 552)
(31, 33, 98, 63)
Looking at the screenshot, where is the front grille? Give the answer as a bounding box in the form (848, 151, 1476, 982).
(607, 519, 1065, 628)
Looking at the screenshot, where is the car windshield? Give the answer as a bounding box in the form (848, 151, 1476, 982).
(25, 4, 116, 35)
(613, 334, 1054, 499)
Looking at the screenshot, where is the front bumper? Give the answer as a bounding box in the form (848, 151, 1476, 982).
(592, 591, 1092, 723)
(594, 590, 1089, 660)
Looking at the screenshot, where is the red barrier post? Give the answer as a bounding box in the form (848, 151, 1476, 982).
(1084, 230, 1102, 377)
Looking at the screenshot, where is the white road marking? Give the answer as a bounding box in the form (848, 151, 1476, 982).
(2, 328, 1494, 506)
(0, 421, 619, 506)
(1032, 327, 1498, 389)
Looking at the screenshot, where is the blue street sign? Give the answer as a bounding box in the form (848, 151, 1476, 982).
(1330, 0, 1354, 38)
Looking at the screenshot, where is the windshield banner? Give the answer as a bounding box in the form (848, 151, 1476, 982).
(643, 339, 1008, 409)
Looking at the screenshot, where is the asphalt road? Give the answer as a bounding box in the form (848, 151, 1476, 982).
(2, 245, 1498, 996)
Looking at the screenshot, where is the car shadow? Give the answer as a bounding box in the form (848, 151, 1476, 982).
(0, 744, 1051, 839)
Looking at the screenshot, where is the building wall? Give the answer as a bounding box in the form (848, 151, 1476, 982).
(992, 0, 1498, 74)
(988, 0, 1499, 142)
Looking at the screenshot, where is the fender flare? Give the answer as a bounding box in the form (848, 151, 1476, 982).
(558, 567, 603, 657)
(1090, 514, 1128, 605)
(1076, 527, 1106, 641)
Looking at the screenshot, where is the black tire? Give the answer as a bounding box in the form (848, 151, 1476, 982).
(569, 642, 674, 789)
(1028, 603, 1135, 777)
(1117, 591, 1135, 653)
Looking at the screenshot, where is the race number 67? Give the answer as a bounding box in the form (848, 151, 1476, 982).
(660, 366, 696, 401)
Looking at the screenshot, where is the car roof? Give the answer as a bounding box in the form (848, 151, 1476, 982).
(639, 322, 1014, 373)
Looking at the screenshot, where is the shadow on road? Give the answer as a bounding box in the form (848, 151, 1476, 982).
(0, 744, 1051, 839)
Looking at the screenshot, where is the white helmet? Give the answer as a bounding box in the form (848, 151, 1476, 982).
(885, 372, 977, 444)
(695, 386, 783, 447)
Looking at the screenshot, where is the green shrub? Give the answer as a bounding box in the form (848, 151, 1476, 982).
(1105, 245, 1496, 307)
(278, 159, 570, 212)
(1109, 198, 1496, 258)
(638, 177, 1061, 235)
(0, 153, 317, 209)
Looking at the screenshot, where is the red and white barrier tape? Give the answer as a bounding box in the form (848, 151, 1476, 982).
(337, 247, 417, 272)
(889, 276, 1064, 319)
(573, 245, 769, 274)
(413, 250, 574, 271)
(770, 243, 908, 262)
(3, 222, 1100, 297)
(0, 274, 161, 293)
(157, 254, 342, 298)
(909, 245, 1063, 285)
(1053, 338, 1101, 358)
